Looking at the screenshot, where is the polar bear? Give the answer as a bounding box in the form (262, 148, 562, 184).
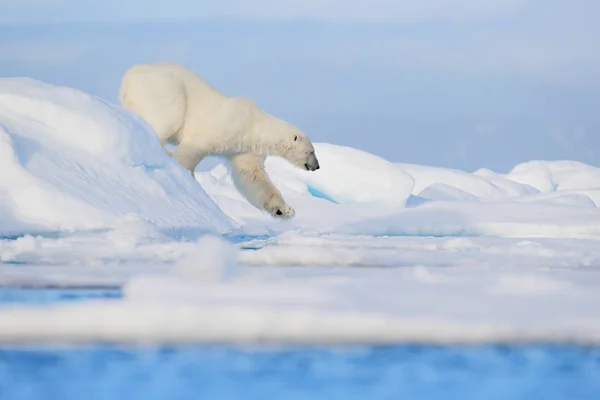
(119, 62, 320, 219)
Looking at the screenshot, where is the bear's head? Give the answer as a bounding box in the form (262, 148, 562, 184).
(279, 128, 320, 171)
(244, 101, 320, 171)
(263, 118, 319, 171)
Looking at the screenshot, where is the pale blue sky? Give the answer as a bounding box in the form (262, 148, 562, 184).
(1, 1, 599, 171)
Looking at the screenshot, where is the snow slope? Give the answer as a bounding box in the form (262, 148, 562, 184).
(0, 77, 233, 237)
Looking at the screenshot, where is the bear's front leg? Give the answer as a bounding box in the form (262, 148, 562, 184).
(228, 152, 296, 219)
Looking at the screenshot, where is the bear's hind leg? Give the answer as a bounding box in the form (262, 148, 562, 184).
(172, 144, 206, 178)
(228, 153, 295, 219)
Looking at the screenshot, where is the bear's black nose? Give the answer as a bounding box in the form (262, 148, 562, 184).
(305, 161, 319, 171)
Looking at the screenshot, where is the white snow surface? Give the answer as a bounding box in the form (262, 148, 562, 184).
(2, 78, 600, 345)
(2, 231, 600, 345)
(0, 77, 233, 237)
(196, 143, 600, 239)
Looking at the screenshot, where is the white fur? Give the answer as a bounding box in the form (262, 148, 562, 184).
(119, 62, 319, 218)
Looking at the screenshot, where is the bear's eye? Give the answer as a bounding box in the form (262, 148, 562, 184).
(294, 135, 298, 141)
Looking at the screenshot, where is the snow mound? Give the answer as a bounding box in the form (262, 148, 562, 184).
(0, 78, 233, 237)
(195, 144, 600, 239)
(400, 163, 537, 201)
(508, 160, 600, 192)
(266, 143, 415, 208)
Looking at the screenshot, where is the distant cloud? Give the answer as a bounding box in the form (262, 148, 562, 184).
(0, 0, 533, 24)
(2, 0, 598, 87)
(0, 41, 88, 66)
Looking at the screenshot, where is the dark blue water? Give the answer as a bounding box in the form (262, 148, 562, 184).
(0, 288, 121, 304)
(1, 344, 599, 400)
(0, 288, 599, 399)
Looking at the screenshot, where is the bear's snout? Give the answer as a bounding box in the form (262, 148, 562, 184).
(304, 154, 320, 171)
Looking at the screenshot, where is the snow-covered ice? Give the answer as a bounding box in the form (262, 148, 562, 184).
(2, 78, 600, 345)
(0, 77, 233, 238)
(195, 143, 600, 239)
